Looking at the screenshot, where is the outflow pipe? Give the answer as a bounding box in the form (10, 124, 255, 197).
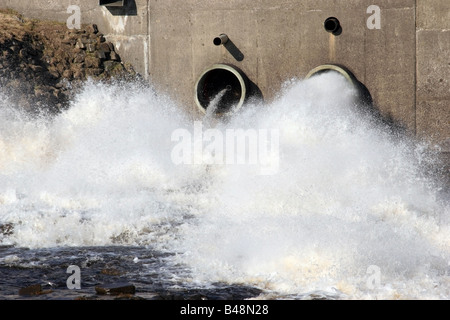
(324, 17, 342, 36)
(306, 64, 373, 106)
(195, 64, 249, 116)
(213, 34, 229, 46)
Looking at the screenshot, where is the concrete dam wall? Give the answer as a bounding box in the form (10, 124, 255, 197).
(0, 0, 449, 163)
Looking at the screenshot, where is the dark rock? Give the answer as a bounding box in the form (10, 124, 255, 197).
(74, 295, 97, 300)
(34, 87, 52, 99)
(87, 24, 99, 34)
(56, 62, 69, 75)
(73, 47, 84, 54)
(86, 43, 96, 53)
(101, 268, 123, 276)
(9, 45, 19, 53)
(85, 56, 101, 68)
(95, 282, 136, 296)
(62, 69, 73, 79)
(105, 61, 125, 76)
(18, 284, 53, 296)
(85, 68, 103, 77)
(73, 69, 85, 80)
(0, 11, 137, 115)
(48, 68, 60, 79)
(97, 34, 106, 43)
(0, 223, 13, 236)
(103, 60, 116, 72)
(30, 65, 44, 73)
(19, 48, 28, 58)
(98, 42, 111, 53)
(96, 50, 107, 60)
(52, 88, 62, 99)
(75, 38, 86, 49)
(109, 51, 120, 61)
(73, 52, 86, 64)
(81, 37, 96, 45)
(106, 42, 115, 51)
(19, 284, 42, 296)
(61, 37, 75, 45)
(113, 294, 146, 300)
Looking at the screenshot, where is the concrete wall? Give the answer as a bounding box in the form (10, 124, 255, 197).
(416, 0, 450, 156)
(149, 0, 418, 128)
(0, 0, 449, 156)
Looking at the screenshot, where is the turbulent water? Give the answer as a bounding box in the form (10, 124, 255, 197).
(0, 72, 449, 300)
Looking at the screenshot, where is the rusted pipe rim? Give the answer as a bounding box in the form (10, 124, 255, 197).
(305, 64, 355, 85)
(305, 64, 373, 106)
(194, 63, 248, 116)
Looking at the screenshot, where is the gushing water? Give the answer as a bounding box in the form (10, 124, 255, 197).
(205, 88, 228, 118)
(0, 73, 449, 299)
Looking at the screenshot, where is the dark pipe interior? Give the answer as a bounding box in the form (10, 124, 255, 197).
(324, 17, 342, 35)
(197, 69, 243, 113)
(99, 0, 124, 6)
(213, 34, 229, 46)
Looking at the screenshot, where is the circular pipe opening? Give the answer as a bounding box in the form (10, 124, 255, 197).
(306, 64, 354, 85)
(324, 17, 342, 35)
(195, 64, 249, 116)
(213, 34, 229, 46)
(306, 64, 373, 106)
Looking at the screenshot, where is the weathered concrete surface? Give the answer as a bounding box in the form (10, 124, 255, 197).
(0, 0, 448, 156)
(416, 31, 450, 149)
(417, 0, 450, 29)
(149, 0, 418, 133)
(416, 0, 450, 153)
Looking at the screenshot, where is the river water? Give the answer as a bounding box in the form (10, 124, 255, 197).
(0, 72, 449, 300)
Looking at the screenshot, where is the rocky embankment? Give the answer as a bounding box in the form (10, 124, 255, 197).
(0, 9, 139, 114)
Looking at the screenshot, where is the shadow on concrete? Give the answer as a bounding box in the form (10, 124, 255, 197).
(247, 79, 264, 103)
(101, 0, 137, 16)
(318, 64, 409, 137)
(223, 39, 245, 62)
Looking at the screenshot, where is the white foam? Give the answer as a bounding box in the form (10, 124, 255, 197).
(0, 73, 448, 299)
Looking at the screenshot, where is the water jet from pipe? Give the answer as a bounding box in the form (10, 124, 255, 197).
(195, 64, 249, 116)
